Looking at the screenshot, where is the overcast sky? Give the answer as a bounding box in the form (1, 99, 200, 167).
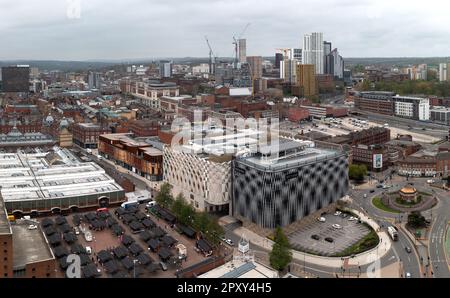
(0, 0, 449, 60)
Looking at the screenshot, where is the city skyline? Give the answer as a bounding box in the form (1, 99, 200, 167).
(1, 0, 450, 60)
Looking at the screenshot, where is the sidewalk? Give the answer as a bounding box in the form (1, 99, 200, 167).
(234, 209, 392, 268)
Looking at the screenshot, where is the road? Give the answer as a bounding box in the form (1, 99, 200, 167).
(353, 110, 448, 140)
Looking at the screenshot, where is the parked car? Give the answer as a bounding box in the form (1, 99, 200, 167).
(317, 217, 326, 222)
(325, 237, 334, 243)
(332, 224, 342, 229)
(225, 239, 234, 247)
(27, 224, 38, 230)
(334, 211, 342, 216)
(311, 234, 320, 240)
(348, 216, 358, 221)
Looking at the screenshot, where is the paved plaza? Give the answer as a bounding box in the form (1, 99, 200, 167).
(288, 213, 371, 256)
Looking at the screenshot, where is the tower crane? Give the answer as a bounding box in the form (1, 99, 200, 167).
(205, 36, 216, 75)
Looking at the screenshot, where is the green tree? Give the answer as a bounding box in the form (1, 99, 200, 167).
(348, 164, 367, 182)
(269, 227, 292, 271)
(179, 202, 196, 226)
(171, 194, 185, 219)
(154, 183, 174, 209)
(407, 211, 427, 229)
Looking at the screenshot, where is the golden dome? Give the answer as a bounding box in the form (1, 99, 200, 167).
(400, 186, 417, 194)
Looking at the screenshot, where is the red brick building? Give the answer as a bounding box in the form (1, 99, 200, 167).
(72, 123, 111, 149)
(288, 107, 310, 122)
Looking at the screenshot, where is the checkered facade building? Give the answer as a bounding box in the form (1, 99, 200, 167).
(232, 153, 349, 229)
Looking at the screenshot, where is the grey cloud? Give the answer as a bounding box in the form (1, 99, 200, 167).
(0, 0, 449, 60)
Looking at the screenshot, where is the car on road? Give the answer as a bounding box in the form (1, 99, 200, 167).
(311, 235, 320, 240)
(406, 272, 411, 278)
(27, 224, 38, 230)
(225, 239, 234, 246)
(332, 224, 342, 229)
(363, 194, 368, 198)
(341, 213, 348, 218)
(334, 211, 342, 216)
(405, 246, 412, 253)
(348, 216, 358, 221)
(325, 237, 334, 243)
(317, 217, 326, 222)
(376, 184, 383, 189)
(370, 190, 375, 193)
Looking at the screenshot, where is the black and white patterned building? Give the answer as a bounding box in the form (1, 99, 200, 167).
(233, 140, 349, 229)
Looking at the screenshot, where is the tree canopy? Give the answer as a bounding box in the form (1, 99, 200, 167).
(269, 227, 292, 271)
(349, 164, 368, 182)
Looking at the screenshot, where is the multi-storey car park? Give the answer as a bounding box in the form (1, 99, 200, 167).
(0, 147, 125, 217)
(232, 139, 349, 229)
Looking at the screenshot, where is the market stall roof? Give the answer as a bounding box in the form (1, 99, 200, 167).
(107, 217, 118, 227)
(44, 226, 56, 236)
(72, 214, 82, 226)
(161, 235, 177, 247)
(55, 216, 68, 226)
(112, 224, 124, 236)
(158, 247, 172, 261)
(104, 260, 120, 274)
(151, 227, 166, 238)
(70, 243, 86, 255)
(130, 221, 144, 232)
(142, 218, 156, 229)
(121, 235, 135, 246)
(147, 239, 160, 251)
(139, 230, 153, 242)
(41, 218, 54, 228)
(147, 263, 161, 273)
(82, 263, 100, 278)
(177, 224, 196, 238)
(48, 233, 61, 246)
(122, 214, 136, 224)
(63, 232, 77, 244)
(84, 212, 97, 222)
(135, 212, 147, 221)
(121, 256, 134, 271)
(97, 250, 113, 264)
(59, 223, 72, 234)
(196, 239, 212, 253)
(53, 246, 69, 259)
(136, 253, 152, 266)
(128, 243, 144, 256)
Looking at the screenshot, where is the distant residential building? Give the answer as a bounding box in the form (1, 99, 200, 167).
(159, 60, 173, 78)
(430, 106, 450, 125)
(439, 63, 450, 82)
(296, 64, 317, 97)
(274, 53, 283, 69)
(192, 63, 210, 75)
(292, 48, 302, 63)
(393, 96, 430, 121)
(88, 71, 101, 89)
(303, 32, 324, 74)
(246, 56, 263, 79)
(98, 133, 163, 181)
(238, 39, 247, 64)
(1, 65, 30, 93)
(72, 123, 111, 149)
(119, 80, 180, 109)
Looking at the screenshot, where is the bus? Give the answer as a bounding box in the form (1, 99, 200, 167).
(387, 226, 398, 241)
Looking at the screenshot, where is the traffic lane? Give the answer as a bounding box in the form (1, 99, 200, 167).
(393, 231, 421, 278)
(429, 215, 450, 277)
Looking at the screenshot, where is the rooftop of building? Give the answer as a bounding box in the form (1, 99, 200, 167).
(198, 259, 278, 278)
(11, 220, 54, 269)
(0, 148, 124, 203)
(100, 133, 163, 156)
(0, 194, 12, 235)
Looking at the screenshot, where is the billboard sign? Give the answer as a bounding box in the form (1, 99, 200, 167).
(373, 154, 383, 169)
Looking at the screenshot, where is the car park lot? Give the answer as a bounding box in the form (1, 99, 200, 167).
(288, 213, 371, 256)
(40, 204, 209, 278)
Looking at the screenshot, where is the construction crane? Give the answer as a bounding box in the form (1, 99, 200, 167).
(233, 23, 251, 67)
(205, 36, 216, 75)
